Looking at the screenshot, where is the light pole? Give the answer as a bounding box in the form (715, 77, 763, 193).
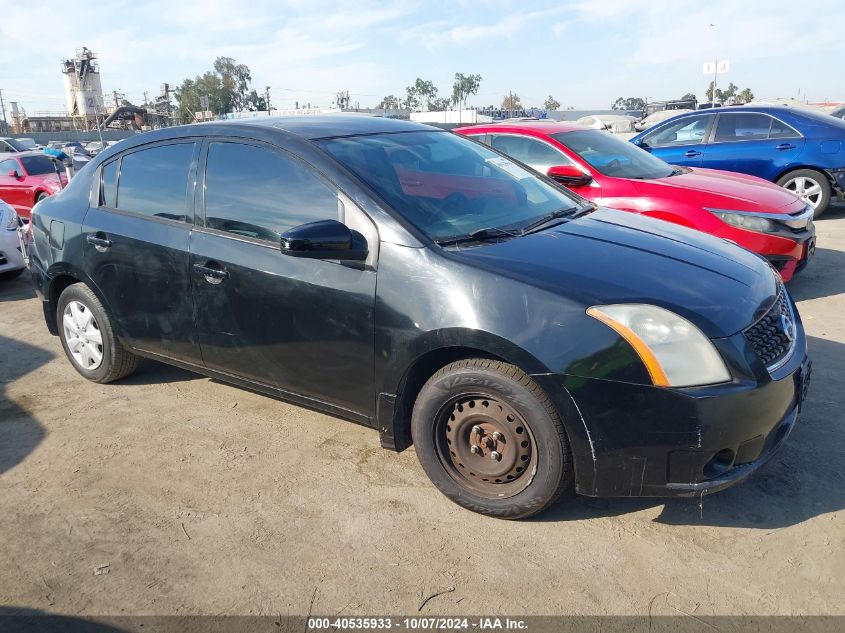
(709, 24, 717, 107)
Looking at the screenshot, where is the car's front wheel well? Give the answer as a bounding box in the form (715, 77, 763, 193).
(386, 347, 510, 452)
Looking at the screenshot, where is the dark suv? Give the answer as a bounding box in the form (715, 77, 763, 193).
(28, 116, 811, 519)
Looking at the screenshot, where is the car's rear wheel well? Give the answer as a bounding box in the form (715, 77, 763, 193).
(34, 190, 48, 204)
(389, 347, 510, 451)
(46, 274, 82, 333)
(773, 166, 832, 186)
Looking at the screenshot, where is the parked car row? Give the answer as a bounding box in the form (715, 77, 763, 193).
(628, 106, 845, 217)
(455, 120, 815, 281)
(26, 115, 812, 519)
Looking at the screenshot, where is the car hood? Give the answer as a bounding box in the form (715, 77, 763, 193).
(449, 208, 779, 338)
(638, 167, 806, 213)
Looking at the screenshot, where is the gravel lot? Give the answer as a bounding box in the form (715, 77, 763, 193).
(1, 205, 843, 618)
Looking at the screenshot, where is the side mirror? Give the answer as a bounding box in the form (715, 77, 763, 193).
(280, 219, 368, 262)
(7, 170, 22, 179)
(547, 165, 593, 187)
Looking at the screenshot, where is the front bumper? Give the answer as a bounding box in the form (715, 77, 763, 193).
(537, 347, 811, 499)
(0, 231, 26, 273)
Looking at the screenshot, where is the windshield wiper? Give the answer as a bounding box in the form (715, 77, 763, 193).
(519, 207, 578, 235)
(434, 226, 520, 247)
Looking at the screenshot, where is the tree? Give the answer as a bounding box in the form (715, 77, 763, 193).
(430, 97, 452, 112)
(174, 56, 262, 118)
(612, 96, 646, 110)
(213, 57, 253, 112)
(377, 94, 401, 109)
(705, 81, 724, 104)
(736, 88, 755, 104)
(335, 90, 351, 109)
(501, 93, 522, 111)
(451, 73, 482, 109)
(543, 95, 561, 111)
(405, 78, 438, 111)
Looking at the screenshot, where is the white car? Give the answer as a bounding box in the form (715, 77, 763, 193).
(0, 200, 26, 280)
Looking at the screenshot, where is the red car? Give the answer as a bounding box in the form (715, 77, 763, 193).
(0, 152, 67, 219)
(455, 122, 815, 281)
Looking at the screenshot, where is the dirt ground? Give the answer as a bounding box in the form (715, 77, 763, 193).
(1, 206, 844, 619)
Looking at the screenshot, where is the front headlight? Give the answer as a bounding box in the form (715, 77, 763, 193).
(587, 304, 731, 387)
(706, 208, 774, 233)
(3, 205, 19, 230)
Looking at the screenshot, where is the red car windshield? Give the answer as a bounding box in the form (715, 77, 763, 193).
(553, 130, 676, 180)
(319, 130, 584, 242)
(20, 155, 61, 176)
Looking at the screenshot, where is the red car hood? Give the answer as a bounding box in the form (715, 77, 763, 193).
(635, 167, 806, 214)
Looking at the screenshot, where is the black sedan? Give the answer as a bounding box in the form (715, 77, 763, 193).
(27, 115, 810, 518)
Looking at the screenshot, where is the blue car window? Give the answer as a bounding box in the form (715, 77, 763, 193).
(643, 115, 713, 147)
(769, 118, 801, 139)
(714, 113, 771, 142)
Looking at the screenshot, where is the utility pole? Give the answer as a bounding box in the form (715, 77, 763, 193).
(0, 89, 8, 135)
(265, 86, 271, 114)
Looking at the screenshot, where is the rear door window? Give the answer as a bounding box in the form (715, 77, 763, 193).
(116, 142, 195, 221)
(202, 141, 340, 243)
(488, 134, 573, 169)
(713, 113, 772, 142)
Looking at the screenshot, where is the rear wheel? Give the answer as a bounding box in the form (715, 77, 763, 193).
(411, 358, 573, 519)
(777, 169, 831, 218)
(35, 192, 48, 204)
(57, 283, 139, 383)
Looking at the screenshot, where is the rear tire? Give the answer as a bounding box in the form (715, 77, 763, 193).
(777, 169, 831, 218)
(57, 283, 139, 383)
(411, 358, 573, 519)
(35, 192, 48, 204)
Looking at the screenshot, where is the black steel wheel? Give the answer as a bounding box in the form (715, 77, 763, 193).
(412, 358, 573, 519)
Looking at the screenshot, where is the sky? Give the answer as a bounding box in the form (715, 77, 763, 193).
(1, 0, 844, 116)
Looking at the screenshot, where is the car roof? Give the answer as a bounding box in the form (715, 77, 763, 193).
(190, 114, 434, 140)
(455, 121, 588, 135)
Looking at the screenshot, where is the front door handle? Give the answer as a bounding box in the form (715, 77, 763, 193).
(684, 150, 702, 158)
(86, 233, 112, 250)
(776, 143, 796, 151)
(193, 262, 229, 284)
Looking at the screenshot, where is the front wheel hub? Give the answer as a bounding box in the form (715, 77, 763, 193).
(438, 396, 534, 497)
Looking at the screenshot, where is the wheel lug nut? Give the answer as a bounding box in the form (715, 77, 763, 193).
(490, 451, 501, 461)
(492, 432, 504, 441)
(472, 425, 484, 436)
(470, 445, 481, 455)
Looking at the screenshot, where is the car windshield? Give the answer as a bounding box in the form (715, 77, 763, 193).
(4, 138, 29, 152)
(15, 138, 37, 150)
(318, 130, 585, 242)
(552, 130, 675, 179)
(20, 155, 60, 176)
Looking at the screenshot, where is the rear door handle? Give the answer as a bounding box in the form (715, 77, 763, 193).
(193, 262, 229, 283)
(86, 234, 112, 249)
(776, 143, 796, 150)
(684, 150, 702, 157)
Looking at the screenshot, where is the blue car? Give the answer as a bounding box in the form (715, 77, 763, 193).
(630, 106, 845, 216)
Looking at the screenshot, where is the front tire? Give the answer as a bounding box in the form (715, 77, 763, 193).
(57, 283, 139, 383)
(777, 169, 831, 218)
(411, 359, 573, 519)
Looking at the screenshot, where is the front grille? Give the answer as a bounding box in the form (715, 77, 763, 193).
(743, 285, 795, 370)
